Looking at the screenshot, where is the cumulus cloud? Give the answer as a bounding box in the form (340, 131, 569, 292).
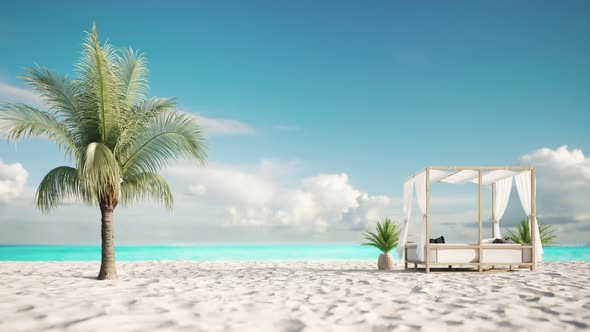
(518, 145, 590, 226)
(2, 146, 588, 244)
(0, 159, 29, 202)
(163, 161, 394, 234)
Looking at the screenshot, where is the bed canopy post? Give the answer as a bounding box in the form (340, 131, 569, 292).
(478, 169, 483, 272)
(531, 168, 536, 271)
(491, 182, 497, 238)
(425, 167, 431, 273)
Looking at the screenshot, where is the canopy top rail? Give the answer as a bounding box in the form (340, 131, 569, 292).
(404, 166, 533, 182)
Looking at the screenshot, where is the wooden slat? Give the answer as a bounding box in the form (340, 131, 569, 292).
(404, 167, 427, 182)
(492, 182, 497, 238)
(405, 261, 534, 266)
(429, 166, 532, 171)
(478, 170, 483, 272)
(411, 244, 532, 249)
(425, 167, 431, 273)
(404, 166, 532, 182)
(531, 168, 536, 271)
(427, 244, 532, 249)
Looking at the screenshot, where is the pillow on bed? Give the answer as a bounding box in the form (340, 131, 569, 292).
(429, 236, 445, 244)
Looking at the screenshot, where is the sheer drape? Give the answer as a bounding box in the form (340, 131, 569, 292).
(515, 171, 543, 262)
(492, 177, 512, 238)
(414, 172, 427, 261)
(397, 179, 414, 260)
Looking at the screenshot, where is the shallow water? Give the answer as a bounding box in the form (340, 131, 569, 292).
(1, 244, 588, 261)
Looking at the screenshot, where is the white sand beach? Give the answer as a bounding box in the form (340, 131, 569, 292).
(1, 261, 589, 332)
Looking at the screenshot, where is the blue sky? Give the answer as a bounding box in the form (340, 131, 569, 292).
(0, 1, 589, 244)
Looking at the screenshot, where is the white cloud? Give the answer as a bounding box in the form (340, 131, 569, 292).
(518, 145, 590, 226)
(163, 161, 394, 234)
(172, 161, 275, 206)
(0, 82, 43, 107)
(3, 146, 588, 244)
(0, 159, 29, 202)
(189, 114, 255, 136)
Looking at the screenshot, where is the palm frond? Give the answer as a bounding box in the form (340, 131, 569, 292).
(77, 24, 120, 146)
(119, 111, 207, 177)
(114, 97, 176, 157)
(0, 102, 78, 159)
(36, 166, 90, 213)
(116, 47, 149, 109)
(21, 65, 81, 123)
(134, 97, 176, 119)
(361, 218, 401, 253)
(121, 172, 173, 210)
(506, 217, 557, 246)
(79, 142, 121, 204)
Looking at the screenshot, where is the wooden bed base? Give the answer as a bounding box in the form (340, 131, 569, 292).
(404, 244, 534, 272)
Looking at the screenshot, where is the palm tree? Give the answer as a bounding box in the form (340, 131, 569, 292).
(506, 218, 557, 246)
(0, 25, 207, 280)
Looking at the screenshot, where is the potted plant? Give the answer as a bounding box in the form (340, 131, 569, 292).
(362, 218, 401, 270)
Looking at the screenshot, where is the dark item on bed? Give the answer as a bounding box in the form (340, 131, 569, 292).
(493, 237, 515, 244)
(429, 236, 445, 244)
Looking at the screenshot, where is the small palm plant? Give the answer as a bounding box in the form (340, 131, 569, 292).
(362, 218, 401, 270)
(506, 218, 557, 246)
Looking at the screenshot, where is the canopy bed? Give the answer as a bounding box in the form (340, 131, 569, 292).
(396, 166, 542, 273)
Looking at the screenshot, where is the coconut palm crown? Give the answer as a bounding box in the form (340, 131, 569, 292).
(506, 218, 557, 246)
(0, 25, 207, 280)
(362, 218, 401, 254)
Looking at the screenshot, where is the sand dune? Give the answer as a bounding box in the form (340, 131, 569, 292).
(1, 261, 589, 331)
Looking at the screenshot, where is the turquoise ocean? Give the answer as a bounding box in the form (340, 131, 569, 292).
(1, 245, 589, 261)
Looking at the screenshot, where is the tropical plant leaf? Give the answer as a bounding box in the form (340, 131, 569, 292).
(120, 111, 207, 177)
(506, 217, 557, 246)
(77, 24, 120, 147)
(0, 102, 78, 159)
(116, 47, 149, 109)
(79, 142, 121, 204)
(121, 172, 173, 209)
(21, 65, 81, 124)
(114, 97, 176, 157)
(361, 218, 401, 254)
(36, 166, 91, 213)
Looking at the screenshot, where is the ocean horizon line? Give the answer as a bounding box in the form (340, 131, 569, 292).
(1, 243, 589, 247)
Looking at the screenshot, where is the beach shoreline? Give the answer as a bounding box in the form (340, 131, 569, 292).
(1, 261, 589, 331)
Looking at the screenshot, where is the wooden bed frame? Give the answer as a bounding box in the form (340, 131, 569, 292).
(404, 243, 533, 271)
(403, 166, 537, 273)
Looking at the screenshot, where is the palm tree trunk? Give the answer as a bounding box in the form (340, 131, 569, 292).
(97, 205, 118, 280)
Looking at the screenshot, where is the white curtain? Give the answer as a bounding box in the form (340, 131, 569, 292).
(515, 171, 543, 262)
(397, 179, 414, 260)
(414, 171, 427, 261)
(492, 177, 512, 238)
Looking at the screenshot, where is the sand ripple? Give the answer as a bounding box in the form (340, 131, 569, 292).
(0, 261, 589, 331)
